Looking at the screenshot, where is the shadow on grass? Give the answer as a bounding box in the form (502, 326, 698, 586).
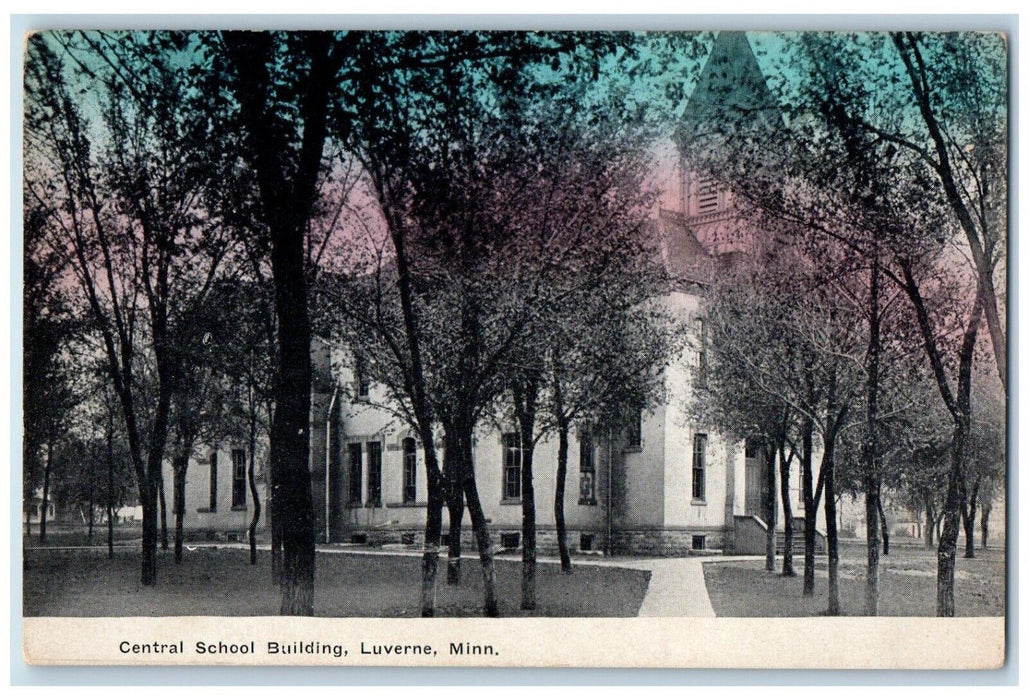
(24, 547, 650, 618)
(703, 543, 1005, 617)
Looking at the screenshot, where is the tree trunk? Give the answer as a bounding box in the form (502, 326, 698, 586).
(25, 506, 32, 539)
(222, 32, 340, 615)
(778, 441, 795, 577)
(824, 450, 841, 616)
(980, 502, 991, 550)
(937, 423, 967, 617)
(88, 482, 95, 543)
(877, 494, 889, 556)
(421, 442, 444, 617)
(764, 444, 777, 572)
(158, 469, 169, 551)
(924, 499, 935, 547)
(141, 486, 159, 586)
(801, 420, 816, 596)
(462, 472, 499, 617)
(270, 503, 283, 582)
(173, 456, 187, 563)
(962, 508, 976, 559)
(443, 430, 464, 585)
(269, 216, 317, 616)
(268, 402, 282, 580)
(107, 434, 115, 560)
(962, 500, 977, 559)
(40, 443, 52, 544)
(248, 407, 261, 566)
(513, 381, 539, 611)
(962, 477, 980, 559)
(864, 486, 881, 616)
(517, 407, 538, 611)
(862, 249, 881, 615)
(107, 501, 114, 559)
(555, 419, 572, 573)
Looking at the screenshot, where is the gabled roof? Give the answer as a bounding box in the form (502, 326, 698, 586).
(677, 31, 783, 146)
(649, 210, 713, 285)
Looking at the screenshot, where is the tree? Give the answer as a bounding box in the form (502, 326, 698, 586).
(23, 205, 79, 542)
(544, 285, 677, 573)
(698, 244, 864, 614)
(682, 31, 1004, 617)
(218, 31, 349, 615)
(328, 31, 659, 615)
(25, 32, 237, 584)
(885, 33, 1007, 391)
(960, 372, 1004, 557)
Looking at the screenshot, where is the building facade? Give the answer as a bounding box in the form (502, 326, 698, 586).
(169, 31, 826, 555)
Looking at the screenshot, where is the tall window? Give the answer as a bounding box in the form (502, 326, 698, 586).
(626, 410, 643, 450)
(354, 354, 370, 400)
(692, 434, 707, 501)
(209, 452, 218, 511)
(578, 430, 597, 505)
(367, 441, 382, 506)
(231, 449, 247, 509)
(402, 437, 417, 504)
(348, 443, 362, 505)
(502, 433, 522, 501)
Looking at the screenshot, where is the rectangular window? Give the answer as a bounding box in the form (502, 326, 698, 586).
(692, 434, 707, 501)
(209, 452, 218, 512)
(231, 449, 247, 509)
(354, 354, 370, 400)
(402, 437, 417, 504)
(502, 433, 522, 501)
(578, 431, 597, 505)
(367, 441, 382, 506)
(626, 410, 643, 450)
(348, 443, 362, 505)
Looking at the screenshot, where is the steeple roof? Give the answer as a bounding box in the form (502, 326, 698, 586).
(678, 31, 783, 146)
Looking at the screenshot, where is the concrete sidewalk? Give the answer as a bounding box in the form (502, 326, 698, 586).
(588, 556, 736, 617)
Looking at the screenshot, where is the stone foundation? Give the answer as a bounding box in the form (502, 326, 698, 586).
(333, 525, 728, 557)
(610, 528, 728, 556)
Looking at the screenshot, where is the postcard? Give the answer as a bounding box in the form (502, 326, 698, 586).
(20, 26, 1007, 669)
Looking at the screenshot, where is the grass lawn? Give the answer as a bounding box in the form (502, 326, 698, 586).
(23, 547, 650, 618)
(703, 541, 1005, 617)
(23, 525, 141, 548)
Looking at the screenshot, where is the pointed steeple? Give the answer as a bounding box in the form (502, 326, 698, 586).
(677, 31, 782, 145)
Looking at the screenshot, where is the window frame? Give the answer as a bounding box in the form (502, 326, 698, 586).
(502, 432, 522, 502)
(347, 443, 363, 506)
(208, 451, 218, 512)
(578, 430, 597, 506)
(354, 353, 371, 400)
(366, 441, 382, 506)
(692, 433, 707, 502)
(231, 448, 247, 510)
(402, 437, 417, 504)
